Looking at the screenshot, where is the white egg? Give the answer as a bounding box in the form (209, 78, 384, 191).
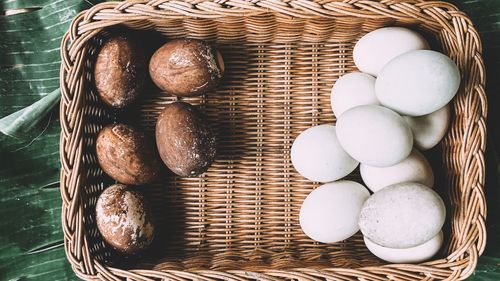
(403, 104, 451, 151)
(360, 149, 434, 193)
(376, 50, 460, 116)
(364, 231, 443, 263)
(336, 105, 413, 167)
(291, 125, 359, 183)
(300, 181, 370, 243)
(290, 125, 359, 182)
(330, 72, 379, 117)
(353, 27, 429, 76)
(359, 182, 446, 248)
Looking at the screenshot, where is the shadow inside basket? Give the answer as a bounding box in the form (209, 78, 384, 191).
(78, 15, 452, 271)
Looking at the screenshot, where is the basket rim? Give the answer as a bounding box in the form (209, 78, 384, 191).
(59, 1, 487, 280)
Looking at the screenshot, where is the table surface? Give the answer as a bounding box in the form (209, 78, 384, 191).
(0, 0, 499, 280)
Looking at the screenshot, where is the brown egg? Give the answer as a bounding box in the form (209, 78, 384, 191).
(155, 102, 216, 177)
(94, 33, 147, 108)
(96, 184, 155, 254)
(96, 123, 161, 185)
(149, 39, 223, 97)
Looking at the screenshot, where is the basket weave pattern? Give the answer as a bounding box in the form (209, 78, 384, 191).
(60, 0, 487, 280)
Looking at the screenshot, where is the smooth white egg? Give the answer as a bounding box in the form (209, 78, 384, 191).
(331, 72, 379, 117)
(336, 105, 413, 167)
(360, 149, 434, 193)
(300, 181, 370, 243)
(403, 104, 451, 151)
(359, 182, 446, 248)
(376, 50, 460, 116)
(353, 27, 429, 76)
(291, 125, 359, 183)
(364, 231, 443, 263)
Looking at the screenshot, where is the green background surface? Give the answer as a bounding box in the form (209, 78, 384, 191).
(0, 0, 498, 280)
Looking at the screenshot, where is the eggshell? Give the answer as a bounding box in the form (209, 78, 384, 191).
(300, 181, 370, 243)
(359, 182, 446, 248)
(336, 105, 413, 167)
(291, 125, 359, 183)
(360, 149, 434, 193)
(364, 231, 443, 263)
(403, 104, 451, 150)
(96, 184, 155, 254)
(330, 72, 379, 117)
(376, 50, 460, 116)
(155, 102, 216, 177)
(353, 27, 429, 76)
(96, 124, 161, 185)
(149, 39, 223, 97)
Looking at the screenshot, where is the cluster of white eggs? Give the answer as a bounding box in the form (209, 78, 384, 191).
(292, 27, 459, 263)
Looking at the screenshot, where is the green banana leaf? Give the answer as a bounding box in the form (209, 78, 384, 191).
(0, 88, 60, 139)
(0, 0, 499, 280)
(0, 1, 102, 280)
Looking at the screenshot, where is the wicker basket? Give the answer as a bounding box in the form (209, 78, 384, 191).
(60, 0, 487, 280)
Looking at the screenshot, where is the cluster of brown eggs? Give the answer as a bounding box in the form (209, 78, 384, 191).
(93, 32, 224, 255)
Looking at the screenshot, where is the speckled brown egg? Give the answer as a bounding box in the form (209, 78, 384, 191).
(96, 184, 155, 254)
(96, 123, 161, 185)
(155, 102, 216, 177)
(149, 39, 224, 97)
(94, 33, 147, 108)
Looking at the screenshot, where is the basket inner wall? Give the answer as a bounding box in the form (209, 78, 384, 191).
(80, 14, 454, 271)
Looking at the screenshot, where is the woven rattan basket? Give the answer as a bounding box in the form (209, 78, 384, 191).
(60, 0, 487, 280)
